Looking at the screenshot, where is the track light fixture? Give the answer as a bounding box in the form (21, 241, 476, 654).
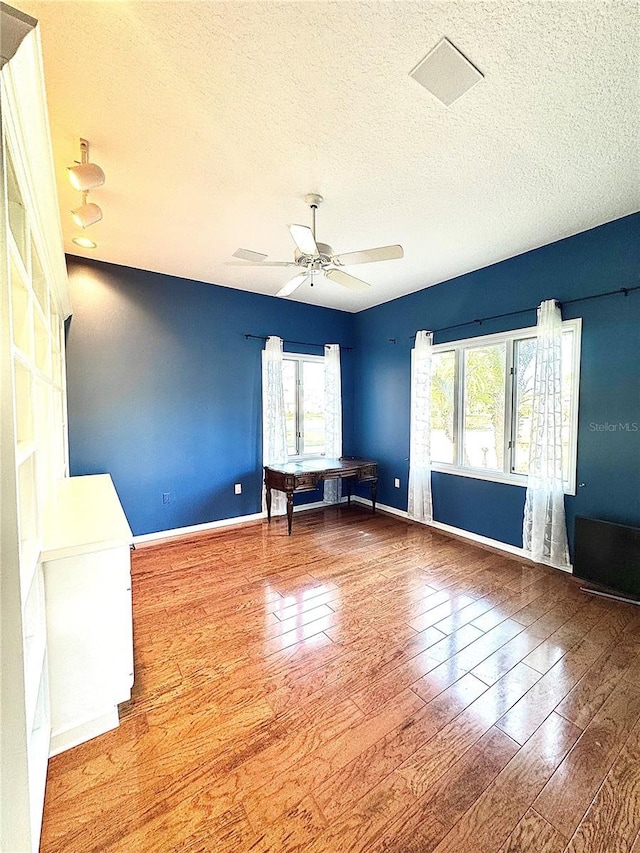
(71, 202, 102, 229)
(68, 138, 104, 248)
(67, 139, 105, 191)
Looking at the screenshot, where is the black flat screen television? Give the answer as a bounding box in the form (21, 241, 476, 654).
(574, 516, 640, 601)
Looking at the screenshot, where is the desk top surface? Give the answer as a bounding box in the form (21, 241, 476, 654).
(265, 457, 376, 475)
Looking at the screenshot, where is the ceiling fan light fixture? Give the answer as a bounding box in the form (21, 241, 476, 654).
(71, 201, 103, 228)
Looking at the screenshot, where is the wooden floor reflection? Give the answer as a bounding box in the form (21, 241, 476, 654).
(39, 506, 640, 852)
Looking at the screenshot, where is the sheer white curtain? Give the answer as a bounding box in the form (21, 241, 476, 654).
(262, 336, 288, 516)
(408, 331, 433, 523)
(522, 300, 570, 568)
(324, 344, 342, 503)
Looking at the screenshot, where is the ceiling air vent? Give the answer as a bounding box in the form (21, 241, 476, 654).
(410, 37, 483, 106)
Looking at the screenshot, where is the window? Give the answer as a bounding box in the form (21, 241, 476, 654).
(429, 320, 581, 493)
(282, 354, 325, 458)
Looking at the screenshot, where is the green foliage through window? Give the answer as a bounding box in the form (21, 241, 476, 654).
(283, 355, 325, 458)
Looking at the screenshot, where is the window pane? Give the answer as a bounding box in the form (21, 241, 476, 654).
(513, 338, 536, 474)
(462, 343, 506, 470)
(561, 330, 575, 478)
(282, 359, 298, 456)
(513, 330, 574, 478)
(302, 360, 325, 455)
(431, 350, 455, 464)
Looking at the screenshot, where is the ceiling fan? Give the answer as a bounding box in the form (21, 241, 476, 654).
(229, 194, 404, 297)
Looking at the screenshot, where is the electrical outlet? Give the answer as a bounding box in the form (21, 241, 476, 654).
(394, 478, 400, 488)
(234, 483, 242, 495)
(162, 492, 170, 504)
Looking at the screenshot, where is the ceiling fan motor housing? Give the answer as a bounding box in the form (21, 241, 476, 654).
(294, 242, 334, 268)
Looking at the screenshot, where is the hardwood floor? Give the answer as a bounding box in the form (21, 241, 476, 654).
(39, 506, 640, 852)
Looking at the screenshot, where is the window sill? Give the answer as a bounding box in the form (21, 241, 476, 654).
(431, 463, 576, 496)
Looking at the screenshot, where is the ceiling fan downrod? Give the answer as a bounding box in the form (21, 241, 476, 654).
(304, 193, 323, 241)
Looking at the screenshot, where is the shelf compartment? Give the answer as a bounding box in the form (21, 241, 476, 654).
(6, 151, 29, 267)
(52, 347, 63, 388)
(17, 453, 40, 587)
(10, 258, 33, 359)
(24, 568, 47, 734)
(16, 439, 37, 467)
(28, 661, 50, 846)
(33, 309, 51, 379)
(50, 389, 66, 480)
(31, 239, 48, 321)
(13, 358, 35, 444)
(35, 381, 55, 508)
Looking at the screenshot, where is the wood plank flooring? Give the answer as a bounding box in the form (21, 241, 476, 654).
(39, 506, 640, 852)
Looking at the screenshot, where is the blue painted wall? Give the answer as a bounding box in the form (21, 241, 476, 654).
(66, 212, 639, 547)
(353, 212, 640, 554)
(65, 258, 355, 535)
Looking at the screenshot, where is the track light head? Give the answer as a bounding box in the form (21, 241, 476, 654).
(71, 201, 103, 228)
(67, 138, 105, 190)
(68, 162, 105, 192)
(72, 235, 97, 249)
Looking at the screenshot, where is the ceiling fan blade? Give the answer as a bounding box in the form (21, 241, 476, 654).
(233, 248, 268, 262)
(325, 268, 371, 292)
(276, 272, 311, 298)
(332, 244, 404, 266)
(288, 224, 319, 257)
(225, 260, 295, 267)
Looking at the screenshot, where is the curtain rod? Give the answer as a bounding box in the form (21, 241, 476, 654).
(244, 333, 353, 351)
(397, 284, 640, 342)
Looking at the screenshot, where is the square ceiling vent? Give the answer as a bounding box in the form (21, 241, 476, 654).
(410, 37, 483, 106)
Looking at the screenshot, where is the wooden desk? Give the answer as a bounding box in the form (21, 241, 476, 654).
(264, 457, 378, 535)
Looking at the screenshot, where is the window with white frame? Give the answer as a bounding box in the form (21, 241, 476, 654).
(429, 319, 581, 493)
(282, 354, 325, 458)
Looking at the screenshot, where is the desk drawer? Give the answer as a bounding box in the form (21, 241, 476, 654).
(295, 474, 318, 490)
(358, 464, 377, 480)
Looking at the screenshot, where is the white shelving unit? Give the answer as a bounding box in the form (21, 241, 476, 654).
(42, 474, 134, 757)
(1, 7, 71, 852)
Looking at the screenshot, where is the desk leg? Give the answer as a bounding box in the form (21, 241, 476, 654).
(286, 491, 294, 536)
(371, 479, 377, 513)
(347, 480, 352, 507)
(265, 485, 272, 523)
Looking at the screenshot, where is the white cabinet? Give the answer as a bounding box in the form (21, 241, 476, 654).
(0, 7, 71, 852)
(42, 475, 134, 756)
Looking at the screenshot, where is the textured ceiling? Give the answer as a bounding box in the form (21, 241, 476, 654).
(18, 1, 640, 312)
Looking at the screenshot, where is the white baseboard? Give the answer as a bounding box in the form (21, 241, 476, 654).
(133, 498, 350, 546)
(134, 512, 266, 545)
(134, 496, 572, 574)
(352, 495, 573, 573)
(49, 708, 119, 757)
(353, 495, 409, 520)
